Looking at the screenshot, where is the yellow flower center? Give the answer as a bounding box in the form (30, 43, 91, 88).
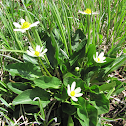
(84, 8, 91, 14)
(70, 91, 75, 96)
(98, 58, 100, 62)
(34, 51, 40, 56)
(21, 21, 31, 29)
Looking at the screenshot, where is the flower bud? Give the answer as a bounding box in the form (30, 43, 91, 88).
(75, 67, 80, 72)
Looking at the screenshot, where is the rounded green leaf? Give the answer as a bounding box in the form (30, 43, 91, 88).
(34, 76, 62, 89)
(12, 87, 50, 107)
(90, 93, 109, 115)
(4, 62, 42, 80)
(87, 44, 96, 65)
(7, 82, 31, 94)
(62, 103, 76, 115)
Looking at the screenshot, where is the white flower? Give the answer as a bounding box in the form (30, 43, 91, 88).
(93, 52, 106, 63)
(67, 81, 83, 101)
(27, 45, 47, 58)
(78, 8, 99, 15)
(13, 19, 39, 33)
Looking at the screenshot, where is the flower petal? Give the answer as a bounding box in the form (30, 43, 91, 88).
(67, 84, 71, 96)
(20, 19, 25, 24)
(13, 29, 26, 33)
(74, 93, 83, 97)
(27, 50, 35, 57)
(101, 57, 106, 61)
(78, 10, 90, 15)
(13, 22, 21, 28)
(13, 29, 22, 31)
(22, 27, 31, 31)
(96, 52, 99, 58)
(74, 87, 81, 94)
(30, 21, 40, 28)
(28, 46, 34, 51)
(71, 81, 76, 91)
(92, 12, 99, 14)
(71, 97, 78, 101)
(41, 48, 48, 55)
(36, 45, 41, 52)
(78, 10, 98, 15)
(99, 52, 104, 58)
(40, 46, 44, 52)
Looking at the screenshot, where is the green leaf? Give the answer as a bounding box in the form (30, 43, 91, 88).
(34, 76, 62, 89)
(69, 30, 87, 67)
(67, 115, 74, 126)
(7, 82, 31, 94)
(0, 86, 7, 92)
(23, 53, 38, 64)
(77, 97, 89, 126)
(90, 85, 99, 94)
(62, 103, 76, 115)
(4, 62, 42, 80)
(99, 81, 116, 91)
(47, 0, 69, 55)
(77, 97, 98, 126)
(69, 39, 87, 67)
(87, 44, 96, 65)
(123, 48, 126, 53)
(63, 77, 85, 89)
(71, 29, 86, 51)
(90, 93, 109, 115)
(0, 80, 8, 89)
(63, 72, 78, 79)
(0, 107, 8, 113)
(0, 97, 12, 109)
(107, 36, 126, 55)
(54, 87, 68, 101)
(112, 79, 126, 95)
(46, 37, 58, 67)
(104, 55, 126, 77)
(12, 87, 50, 107)
(86, 102, 98, 126)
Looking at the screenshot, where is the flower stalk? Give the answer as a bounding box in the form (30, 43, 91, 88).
(38, 57, 52, 77)
(26, 31, 35, 50)
(87, 15, 90, 53)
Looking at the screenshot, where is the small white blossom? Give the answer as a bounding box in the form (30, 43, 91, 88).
(78, 8, 99, 15)
(93, 52, 106, 63)
(27, 45, 47, 58)
(67, 81, 83, 101)
(13, 19, 39, 33)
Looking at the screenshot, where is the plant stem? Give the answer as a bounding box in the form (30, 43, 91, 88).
(36, 97, 47, 126)
(26, 31, 35, 49)
(86, 15, 90, 53)
(38, 59, 47, 76)
(38, 57, 52, 77)
(14, 32, 23, 50)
